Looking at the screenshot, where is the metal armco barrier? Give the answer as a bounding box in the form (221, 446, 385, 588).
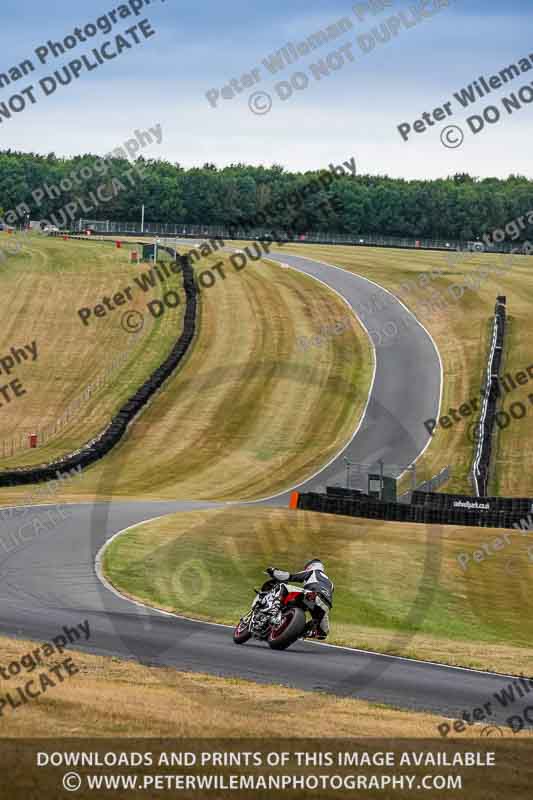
(472, 296, 507, 497)
(0, 254, 197, 487)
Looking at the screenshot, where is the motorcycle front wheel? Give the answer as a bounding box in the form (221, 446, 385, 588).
(233, 617, 252, 644)
(267, 607, 306, 650)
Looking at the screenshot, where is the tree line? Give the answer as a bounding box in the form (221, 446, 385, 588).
(0, 149, 532, 241)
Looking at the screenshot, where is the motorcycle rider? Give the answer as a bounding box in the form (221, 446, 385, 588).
(267, 559, 334, 640)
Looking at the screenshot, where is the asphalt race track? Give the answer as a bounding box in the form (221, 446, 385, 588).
(261, 251, 442, 500)
(1, 252, 529, 730)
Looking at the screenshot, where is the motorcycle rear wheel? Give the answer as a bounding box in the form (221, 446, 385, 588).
(233, 618, 252, 644)
(267, 607, 306, 650)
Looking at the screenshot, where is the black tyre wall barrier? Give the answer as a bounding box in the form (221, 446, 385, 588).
(411, 490, 533, 516)
(297, 488, 532, 530)
(0, 254, 197, 487)
(325, 486, 368, 501)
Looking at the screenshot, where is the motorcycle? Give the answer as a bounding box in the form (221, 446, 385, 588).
(233, 572, 330, 650)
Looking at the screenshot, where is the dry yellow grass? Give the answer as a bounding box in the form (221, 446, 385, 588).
(266, 242, 533, 496)
(0, 236, 373, 502)
(3, 237, 532, 500)
(3, 239, 533, 798)
(0, 633, 508, 739)
(0, 233, 179, 466)
(2, 634, 532, 800)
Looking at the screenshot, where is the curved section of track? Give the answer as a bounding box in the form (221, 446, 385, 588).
(262, 251, 442, 499)
(2, 252, 519, 726)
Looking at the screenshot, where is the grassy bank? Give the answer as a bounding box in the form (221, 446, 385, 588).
(103, 506, 533, 675)
(263, 242, 533, 496)
(0, 634, 530, 799)
(0, 235, 372, 502)
(0, 632, 447, 739)
(4, 236, 531, 498)
(0, 232, 183, 467)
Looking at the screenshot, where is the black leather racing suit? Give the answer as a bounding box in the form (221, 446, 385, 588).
(271, 567, 334, 636)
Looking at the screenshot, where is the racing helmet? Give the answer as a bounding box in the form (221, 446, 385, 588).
(304, 558, 324, 572)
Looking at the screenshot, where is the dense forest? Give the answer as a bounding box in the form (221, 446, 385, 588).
(1, 149, 533, 241)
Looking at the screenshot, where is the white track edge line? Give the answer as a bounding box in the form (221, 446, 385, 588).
(92, 241, 509, 682)
(94, 517, 232, 630)
(271, 252, 444, 483)
(12, 248, 492, 683)
(94, 519, 517, 681)
(231, 255, 378, 504)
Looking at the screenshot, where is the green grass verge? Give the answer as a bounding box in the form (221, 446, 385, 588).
(102, 506, 533, 674)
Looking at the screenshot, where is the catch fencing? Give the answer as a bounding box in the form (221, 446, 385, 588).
(77, 219, 527, 256)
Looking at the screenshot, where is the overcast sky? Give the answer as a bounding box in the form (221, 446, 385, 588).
(0, 0, 531, 179)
